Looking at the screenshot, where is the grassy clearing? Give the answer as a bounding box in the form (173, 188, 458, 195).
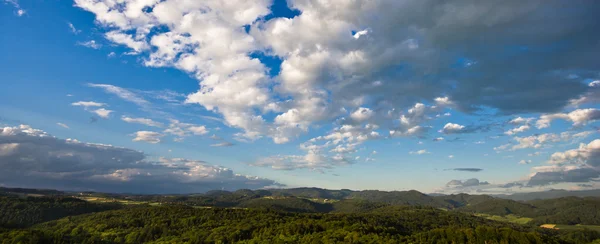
(77, 196, 148, 205)
(475, 213, 533, 224)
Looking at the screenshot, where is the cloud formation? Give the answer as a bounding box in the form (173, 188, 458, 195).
(74, 0, 600, 146)
(447, 168, 483, 172)
(446, 178, 489, 188)
(526, 139, 600, 186)
(0, 125, 280, 193)
(122, 116, 164, 127)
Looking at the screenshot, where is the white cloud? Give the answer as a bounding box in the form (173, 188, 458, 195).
(88, 83, 149, 107)
(93, 108, 113, 118)
(74, 0, 600, 149)
(509, 117, 534, 125)
(504, 125, 531, 135)
(121, 116, 163, 127)
(251, 152, 353, 171)
(71, 101, 105, 108)
(448, 155, 454, 158)
(547, 139, 600, 167)
(439, 123, 465, 134)
(68, 22, 81, 34)
(410, 149, 430, 155)
(518, 159, 531, 165)
(5, 0, 25, 16)
(105, 31, 149, 53)
(132, 131, 163, 144)
(353, 29, 369, 39)
(495, 131, 594, 151)
(77, 40, 101, 49)
(350, 107, 374, 122)
(163, 119, 209, 141)
(56, 123, 70, 129)
(536, 108, 600, 129)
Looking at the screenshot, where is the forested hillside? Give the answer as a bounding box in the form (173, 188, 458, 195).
(0, 195, 122, 228)
(1, 187, 600, 243)
(0, 205, 563, 244)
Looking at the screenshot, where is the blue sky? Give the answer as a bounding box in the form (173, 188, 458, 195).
(0, 0, 599, 194)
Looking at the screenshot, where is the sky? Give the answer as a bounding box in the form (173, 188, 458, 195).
(1, 0, 599, 194)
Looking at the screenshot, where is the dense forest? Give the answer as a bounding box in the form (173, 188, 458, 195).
(1, 187, 600, 243)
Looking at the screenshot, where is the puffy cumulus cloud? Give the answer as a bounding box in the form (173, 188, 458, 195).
(390, 101, 453, 138)
(504, 125, 531, 135)
(251, 123, 377, 171)
(509, 117, 534, 125)
(525, 139, 600, 186)
(75, 0, 600, 145)
(547, 139, 600, 167)
(93, 108, 113, 118)
(132, 131, 163, 144)
(350, 107, 374, 123)
(519, 159, 532, 165)
(495, 131, 594, 151)
(536, 108, 600, 129)
(0, 125, 279, 193)
(121, 116, 164, 127)
(446, 178, 489, 188)
(163, 119, 209, 141)
(439, 123, 466, 134)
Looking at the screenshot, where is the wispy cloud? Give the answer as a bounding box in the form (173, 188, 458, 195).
(56, 123, 70, 129)
(68, 22, 81, 34)
(77, 40, 102, 49)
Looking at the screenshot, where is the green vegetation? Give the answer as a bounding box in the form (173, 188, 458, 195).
(2, 187, 600, 243)
(475, 214, 533, 225)
(0, 205, 561, 243)
(0, 195, 122, 228)
(549, 225, 600, 232)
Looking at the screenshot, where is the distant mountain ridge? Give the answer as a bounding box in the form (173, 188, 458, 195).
(491, 189, 600, 201)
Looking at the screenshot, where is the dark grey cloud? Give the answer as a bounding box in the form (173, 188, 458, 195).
(0, 125, 280, 194)
(446, 178, 489, 188)
(528, 168, 600, 187)
(447, 168, 483, 172)
(498, 182, 524, 189)
(578, 184, 594, 188)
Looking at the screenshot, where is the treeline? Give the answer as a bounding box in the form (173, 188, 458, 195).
(0, 205, 567, 244)
(0, 195, 122, 228)
(454, 196, 600, 225)
(120, 188, 600, 226)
